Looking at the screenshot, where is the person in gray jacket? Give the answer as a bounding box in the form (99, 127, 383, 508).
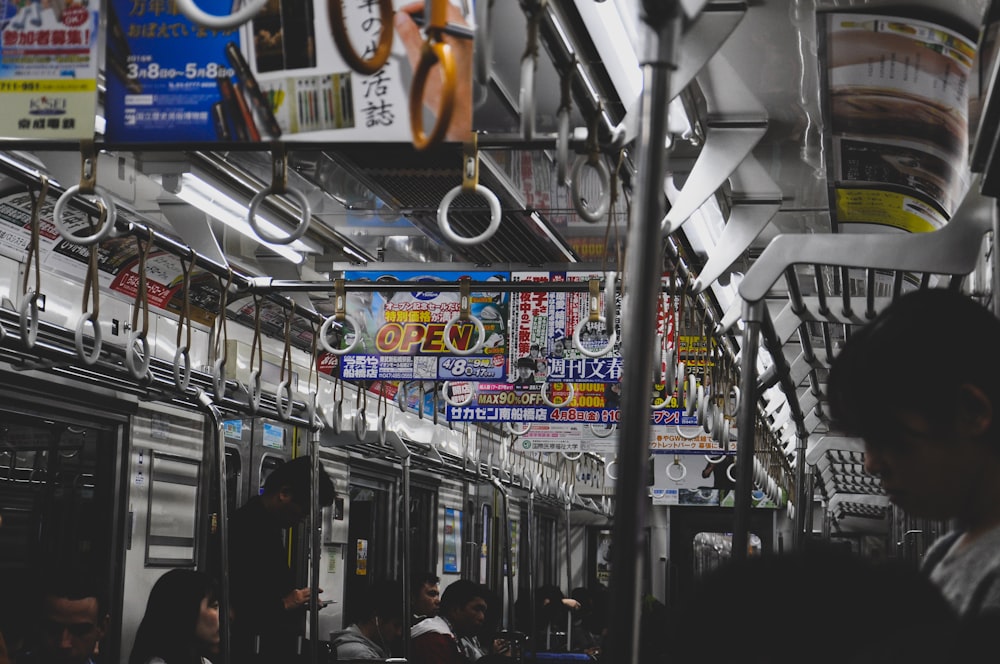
(330, 581, 404, 660)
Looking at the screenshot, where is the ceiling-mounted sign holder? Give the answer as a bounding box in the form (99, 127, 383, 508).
(0, 0, 101, 140)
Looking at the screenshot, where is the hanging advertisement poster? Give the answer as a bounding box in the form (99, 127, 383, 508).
(649, 453, 776, 508)
(819, 11, 977, 232)
(443, 507, 461, 574)
(508, 271, 622, 383)
(515, 419, 723, 454)
(0, 0, 99, 139)
(104, 0, 472, 144)
(329, 270, 509, 382)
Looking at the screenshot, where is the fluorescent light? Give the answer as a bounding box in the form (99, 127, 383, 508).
(174, 173, 307, 264)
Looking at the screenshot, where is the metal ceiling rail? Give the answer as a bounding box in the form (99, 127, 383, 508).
(0, 151, 335, 329)
(188, 150, 376, 263)
(0, 304, 319, 428)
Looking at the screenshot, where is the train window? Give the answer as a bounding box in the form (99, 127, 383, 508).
(145, 452, 200, 566)
(344, 478, 391, 625)
(479, 502, 492, 585)
(408, 484, 437, 583)
(0, 408, 119, 655)
(692, 532, 762, 578)
(224, 445, 243, 515)
(258, 454, 283, 494)
(535, 513, 557, 587)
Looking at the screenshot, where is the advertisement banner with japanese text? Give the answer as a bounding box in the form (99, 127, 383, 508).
(329, 269, 509, 382)
(104, 0, 473, 144)
(508, 270, 622, 384)
(819, 11, 977, 231)
(0, 0, 99, 139)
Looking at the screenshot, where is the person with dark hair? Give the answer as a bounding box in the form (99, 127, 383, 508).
(410, 573, 441, 625)
(512, 357, 537, 387)
(128, 569, 219, 664)
(330, 580, 404, 660)
(826, 288, 1000, 617)
(662, 544, 988, 664)
(228, 455, 336, 663)
(16, 571, 110, 664)
(410, 580, 496, 664)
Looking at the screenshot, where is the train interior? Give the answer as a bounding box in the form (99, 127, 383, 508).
(1, 0, 999, 661)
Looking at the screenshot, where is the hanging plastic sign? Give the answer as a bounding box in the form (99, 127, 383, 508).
(0, 0, 99, 139)
(326, 270, 509, 382)
(818, 10, 977, 232)
(104, 0, 473, 143)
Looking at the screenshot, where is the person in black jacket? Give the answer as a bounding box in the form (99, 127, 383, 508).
(228, 456, 335, 663)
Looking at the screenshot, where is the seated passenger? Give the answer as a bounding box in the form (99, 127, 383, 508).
(410, 573, 441, 625)
(128, 568, 220, 664)
(411, 580, 494, 664)
(16, 570, 110, 664)
(330, 580, 404, 661)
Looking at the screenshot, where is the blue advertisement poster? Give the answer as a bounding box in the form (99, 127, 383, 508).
(0, 0, 99, 139)
(104, 0, 474, 143)
(334, 270, 510, 382)
(104, 0, 244, 142)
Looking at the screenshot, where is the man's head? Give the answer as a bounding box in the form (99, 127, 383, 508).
(355, 580, 405, 648)
(33, 572, 109, 664)
(439, 580, 488, 638)
(410, 573, 440, 618)
(827, 288, 1000, 520)
(261, 456, 336, 527)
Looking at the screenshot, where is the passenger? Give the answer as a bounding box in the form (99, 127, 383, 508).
(228, 456, 336, 663)
(329, 580, 404, 661)
(15, 571, 109, 664)
(0, 630, 10, 664)
(826, 288, 1000, 618)
(410, 573, 441, 625)
(410, 580, 501, 664)
(662, 544, 982, 664)
(128, 569, 220, 664)
(568, 588, 601, 656)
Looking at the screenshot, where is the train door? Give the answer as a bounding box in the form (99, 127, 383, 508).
(666, 507, 775, 609)
(120, 403, 209, 664)
(343, 471, 392, 625)
(0, 395, 125, 663)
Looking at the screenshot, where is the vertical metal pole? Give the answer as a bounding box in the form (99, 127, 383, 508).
(992, 200, 1000, 318)
(794, 433, 808, 550)
(606, 2, 679, 662)
(564, 496, 572, 649)
(525, 482, 536, 657)
(401, 454, 412, 659)
(732, 300, 762, 561)
(198, 391, 231, 664)
(308, 430, 321, 664)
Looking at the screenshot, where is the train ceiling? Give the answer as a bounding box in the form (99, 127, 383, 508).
(2, 0, 998, 534)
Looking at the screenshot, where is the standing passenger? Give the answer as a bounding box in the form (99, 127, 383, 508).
(128, 569, 219, 664)
(228, 456, 336, 663)
(827, 288, 1000, 617)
